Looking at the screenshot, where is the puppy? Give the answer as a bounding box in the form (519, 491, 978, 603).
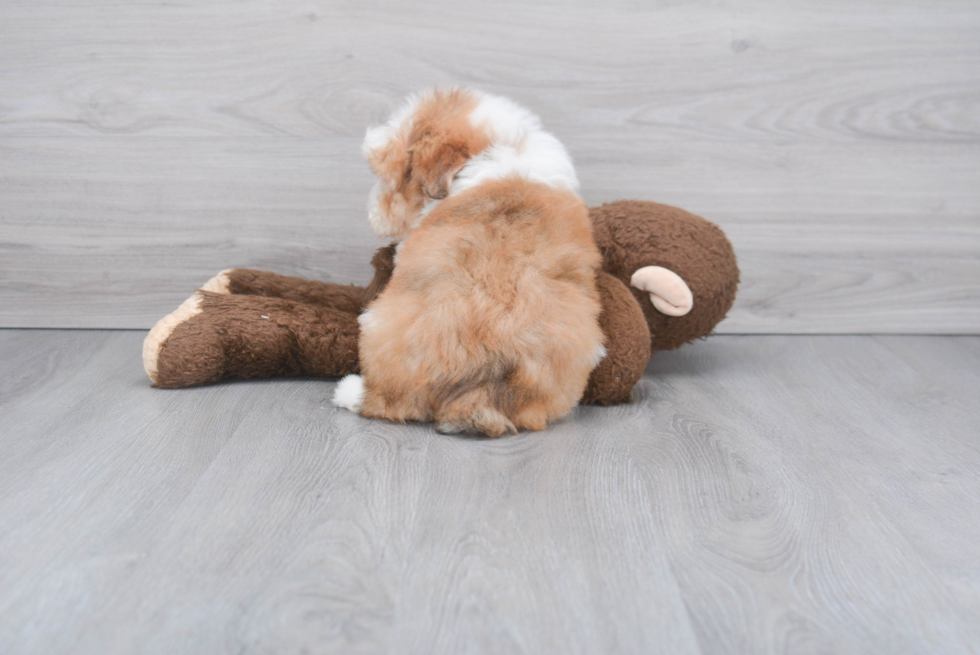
(334, 87, 605, 437)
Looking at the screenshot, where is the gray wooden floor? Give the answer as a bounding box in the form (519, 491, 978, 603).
(2, 330, 978, 654)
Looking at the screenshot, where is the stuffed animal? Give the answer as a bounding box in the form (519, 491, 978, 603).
(143, 200, 738, 405)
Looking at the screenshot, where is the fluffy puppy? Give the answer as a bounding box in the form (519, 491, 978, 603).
(334, 88, 604, 437)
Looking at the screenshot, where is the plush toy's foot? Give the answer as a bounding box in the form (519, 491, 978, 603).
(143, 293, 205, 385)
(200, 269, 233, 294)
(143, 291, 361, 388)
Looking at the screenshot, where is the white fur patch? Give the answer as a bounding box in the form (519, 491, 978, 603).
(451, 130, 579, 194)
(357, 309, 376, 331)
(590, 344, 608, 368)
(333, 374, 365, 412)
(468, 92, 542, 143)
(453, 90, 580, 193)
(392, 241, 405, 265)
(366, 180, 387, 237)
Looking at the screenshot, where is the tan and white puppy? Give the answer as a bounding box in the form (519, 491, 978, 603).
(334, 88, 604, 437)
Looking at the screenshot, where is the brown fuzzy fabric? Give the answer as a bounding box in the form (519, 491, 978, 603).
(226, 269, 367, 316)
(153, 291, 360, 388)
(581, 272, 651, 405)
(148, 202, 739, 405)
(590, 200, 740, 352)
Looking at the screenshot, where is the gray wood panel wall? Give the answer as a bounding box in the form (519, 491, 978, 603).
(1, 0, 978, 332)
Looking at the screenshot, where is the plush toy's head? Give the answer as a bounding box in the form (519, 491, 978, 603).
(589, 201, 740, 352)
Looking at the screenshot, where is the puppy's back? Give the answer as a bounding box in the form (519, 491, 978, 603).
(358, 177, 604, 436)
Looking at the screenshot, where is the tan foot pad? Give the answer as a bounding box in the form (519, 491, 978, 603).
(200, 269, 233, 294)
(142, 292, 204, 383)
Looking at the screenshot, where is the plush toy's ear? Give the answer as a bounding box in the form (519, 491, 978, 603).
(631, 266, 694, 317)
(412, 139, 468, 200)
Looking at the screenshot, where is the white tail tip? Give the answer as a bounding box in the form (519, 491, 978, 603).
(333, 374, 365, 412)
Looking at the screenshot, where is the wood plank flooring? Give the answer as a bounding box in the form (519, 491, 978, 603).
(2, 330, 978, 654)
(1, 1, 979, 332)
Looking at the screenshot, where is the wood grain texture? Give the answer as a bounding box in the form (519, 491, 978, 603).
(1, 0, 979, 332)
(1, 330, 979, 654)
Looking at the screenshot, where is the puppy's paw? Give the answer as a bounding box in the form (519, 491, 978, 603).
(435, 422, 466, 435)
(435, 407, 517, 438)
(333, 375, 366, 412)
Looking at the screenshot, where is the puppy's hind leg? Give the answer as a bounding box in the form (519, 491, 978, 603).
(511, 405, 551, 433)
(435, 389, 517, 438)
(342, 378, 434, 425)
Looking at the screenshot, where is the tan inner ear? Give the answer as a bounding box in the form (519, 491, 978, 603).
(630, 266, 694, 317)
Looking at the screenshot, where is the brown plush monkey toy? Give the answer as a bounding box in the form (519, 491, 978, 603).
(143, 201, 739, 405)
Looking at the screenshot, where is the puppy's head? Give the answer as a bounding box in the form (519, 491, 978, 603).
(363, 88, 489, 239)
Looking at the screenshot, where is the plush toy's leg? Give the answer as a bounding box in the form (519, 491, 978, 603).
(581, 272, 652, 405)
(143, 291, 360, 388)
(200, 244, 398, 312)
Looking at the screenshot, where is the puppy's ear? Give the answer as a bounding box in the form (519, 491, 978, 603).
(413, 140, 468, 200)
(363, 125, 411, 189)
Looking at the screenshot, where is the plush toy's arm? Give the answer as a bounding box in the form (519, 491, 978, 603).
(581, 272, 651, 405)
(362, 243, 397, 306)
(202, 268, 367, 315)
(199, 244, 398, 314)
